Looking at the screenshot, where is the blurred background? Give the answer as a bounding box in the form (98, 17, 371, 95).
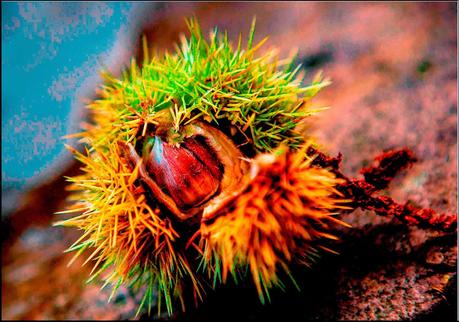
(2, 2, 457, 320)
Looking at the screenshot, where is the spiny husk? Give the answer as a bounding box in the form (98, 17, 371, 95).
(55, 142, 203, 316)
(200, 145, 351, 303)
(67, 18, 329, 155)
(57, 17, 333, 316)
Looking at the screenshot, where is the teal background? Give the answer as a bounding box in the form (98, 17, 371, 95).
(2, 2, 159, 210)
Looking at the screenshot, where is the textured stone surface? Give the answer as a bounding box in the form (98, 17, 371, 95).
(2, 2, 456, 320)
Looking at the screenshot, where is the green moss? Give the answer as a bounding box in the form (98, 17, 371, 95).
(416, 59, 432, 75)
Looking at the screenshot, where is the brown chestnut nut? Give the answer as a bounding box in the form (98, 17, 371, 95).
(119, 121, 249, 221)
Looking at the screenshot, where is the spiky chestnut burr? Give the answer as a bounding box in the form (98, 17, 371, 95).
(55, 18, 335, 315)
